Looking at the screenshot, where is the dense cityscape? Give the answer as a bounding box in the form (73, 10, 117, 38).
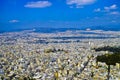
(0, 30, 120, 80)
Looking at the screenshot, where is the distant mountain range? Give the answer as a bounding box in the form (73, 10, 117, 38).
(0, 25, 120, 33)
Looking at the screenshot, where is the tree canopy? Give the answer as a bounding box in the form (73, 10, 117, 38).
(96, 53, 120, 65)
(94, 46, 120, 53)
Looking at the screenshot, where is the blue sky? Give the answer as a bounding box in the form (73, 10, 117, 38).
(0, 0, 120, 31)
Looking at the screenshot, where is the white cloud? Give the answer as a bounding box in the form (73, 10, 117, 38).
(9, 20, 19, 23)
(109, 11, 120, 15)
(76, 5, 84, 8)
(94, 4, 119, 14)
(110, 4, 117, 9)
(111, 20, 116, 23)
(105, 4, 119, 15)
(94, 8, 101, 12)
(104, 4, 117, 11)
(24, 1, 52, 8)
(69, 6, 74, 8)
(66, 0, 96, 8)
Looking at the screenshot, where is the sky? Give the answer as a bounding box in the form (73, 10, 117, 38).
(0, 0, 120, 31)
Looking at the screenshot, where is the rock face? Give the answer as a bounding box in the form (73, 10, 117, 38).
(0, 30, 120, 80)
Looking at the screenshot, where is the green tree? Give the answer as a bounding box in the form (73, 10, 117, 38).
(96, 53, 120, 80)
